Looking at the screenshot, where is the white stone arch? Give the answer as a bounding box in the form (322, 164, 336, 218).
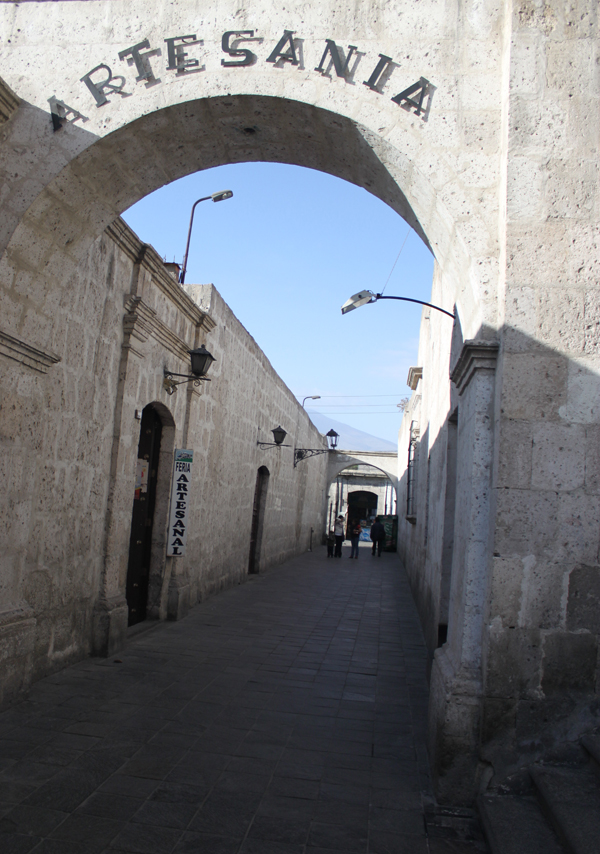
(326, 452, 398, 533)
(0, 0, 505, 352)
(328, 450, 398, 491)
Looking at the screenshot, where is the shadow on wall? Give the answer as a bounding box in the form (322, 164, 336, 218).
(397, 321, 600, 793)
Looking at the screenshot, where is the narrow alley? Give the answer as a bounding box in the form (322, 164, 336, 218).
(0, 545, 484, 853)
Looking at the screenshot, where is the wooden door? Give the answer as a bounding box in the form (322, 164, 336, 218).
(126, 406, 162, 626)
(248, 467, 269, 574)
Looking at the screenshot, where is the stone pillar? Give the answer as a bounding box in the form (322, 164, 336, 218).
(428, 340, 499, 803)
(92, 289, 150, 656)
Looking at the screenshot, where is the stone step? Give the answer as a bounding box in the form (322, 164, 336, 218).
(529, 764, 600, 854)
(581, 734, 600, 778)
(425, 802, 488, 852)
(477, 793, 565, 854)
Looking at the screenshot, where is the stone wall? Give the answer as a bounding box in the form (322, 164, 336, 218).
(0, 218, 328, 707)
(396, 0, 600, 801)
(480, 0, 600, 788)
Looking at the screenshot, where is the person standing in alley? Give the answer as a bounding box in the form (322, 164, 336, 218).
(326, 529, 335, 558)
(349, 518, 361, 559)
(370, 517, 386, 557)
(334, 514, 345, 558)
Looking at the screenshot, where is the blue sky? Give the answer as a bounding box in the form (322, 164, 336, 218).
(122, 162, 434, 445)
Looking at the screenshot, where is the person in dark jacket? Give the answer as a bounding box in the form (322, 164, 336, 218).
(370, 517, 386, 556)
(349, 519, 361, 559)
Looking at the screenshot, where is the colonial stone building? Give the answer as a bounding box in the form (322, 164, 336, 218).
(0, 0, 598, 808)
(0, 213, 329, 708)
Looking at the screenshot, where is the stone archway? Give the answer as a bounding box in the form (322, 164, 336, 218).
(5, 0, 594, 808)
(0, 0, 501, 353)
(0, 0, 498, 803)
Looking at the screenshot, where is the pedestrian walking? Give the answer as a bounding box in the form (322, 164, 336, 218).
(333, 515, 345, 558)
(349, 519, 361, 559)
(370, 517, 386, 557)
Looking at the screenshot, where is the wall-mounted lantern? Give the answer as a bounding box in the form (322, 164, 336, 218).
(326, 429, 340, 450)
(294, 429, 340, 467)
(258, 426, 291, 449)
(163, 345, 216, 395)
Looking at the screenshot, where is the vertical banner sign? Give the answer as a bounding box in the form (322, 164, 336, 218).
(167, 449, 194, 556)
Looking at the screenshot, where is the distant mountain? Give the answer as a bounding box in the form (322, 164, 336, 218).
(306, 411, 397, 452)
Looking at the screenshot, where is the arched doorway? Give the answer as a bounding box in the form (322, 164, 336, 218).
(348, 489, 378, 525)
(248, 466, 270, 575)
(125, 403, 175, 626)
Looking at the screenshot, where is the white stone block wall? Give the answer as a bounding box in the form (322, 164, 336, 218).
(396, 0, 600, 802)
(0, 217, 328, 706)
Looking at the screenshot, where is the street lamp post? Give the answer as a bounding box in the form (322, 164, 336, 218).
(341, 290, 455, 319)
(179, 190, 233, 285)
(302, 395, 321, 408)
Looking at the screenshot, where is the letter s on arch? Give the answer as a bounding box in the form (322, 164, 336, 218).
(221, 31, 257, 67)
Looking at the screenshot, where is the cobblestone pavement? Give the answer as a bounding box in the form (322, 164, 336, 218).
(0, 544, 485, 853)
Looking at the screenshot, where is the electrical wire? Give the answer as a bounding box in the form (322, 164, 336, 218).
(380, 226, 411, 296)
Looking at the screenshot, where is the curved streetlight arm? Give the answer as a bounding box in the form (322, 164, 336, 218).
(302, 395, 321, 408)
(179, 190, 233, 284)
(373, 294, 455, 319)
(179, 195, 211, 284)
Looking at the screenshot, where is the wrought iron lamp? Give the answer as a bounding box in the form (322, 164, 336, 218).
(341, 289, 455, 319)
(163, 345, 216, 395)
(258, 426, 291, 449)
(294, 429, 340, 467)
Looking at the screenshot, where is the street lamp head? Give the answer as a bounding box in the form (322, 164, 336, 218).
(302, 395, 321, 407)
(326, 429, 339, 450)
(189, 344, 216, 378)
(341, 290, 375, 314)
(211, 190, 233, 202)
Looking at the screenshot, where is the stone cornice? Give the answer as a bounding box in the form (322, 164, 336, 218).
(450, 340, 499, 394)
(123, 296, 193, 363)
(0, 329, 60, 373)
(407, 366, 423, 390)
(0, 77, 20, 124)
(106, 219, 216, 334)
(337, 450, 398, 459)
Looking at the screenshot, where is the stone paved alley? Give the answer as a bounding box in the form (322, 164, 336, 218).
(0, 544, 485, 853)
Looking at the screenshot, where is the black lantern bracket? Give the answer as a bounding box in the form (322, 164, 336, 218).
(163, 369, 211, 396)
(258, 425, 290, 449)
(294, 429, 340, 466)
(163, 345, 216, 396)
(294, 447, 330, 467)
